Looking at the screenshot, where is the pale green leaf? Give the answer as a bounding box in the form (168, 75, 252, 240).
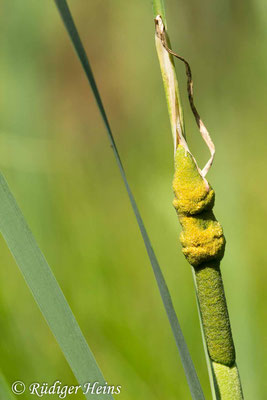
(0, 174, 113, 400)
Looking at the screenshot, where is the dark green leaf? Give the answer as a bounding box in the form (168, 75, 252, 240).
(53, 2, 204, 398)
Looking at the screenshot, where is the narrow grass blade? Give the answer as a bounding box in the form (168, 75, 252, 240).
(0, 372, 16, 400)
(53, 1, 204, 398)
(0, 174, 113, 400)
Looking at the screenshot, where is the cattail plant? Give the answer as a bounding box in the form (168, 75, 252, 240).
(0, 0, 247, 398)
(153, 1, 243, 398)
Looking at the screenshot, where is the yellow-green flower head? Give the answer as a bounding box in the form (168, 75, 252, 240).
(173, 145, 215, 215)
(173, 145, 225, 268)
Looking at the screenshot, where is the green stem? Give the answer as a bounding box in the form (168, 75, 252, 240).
(192, 268, 221, 400)
(153, 4, 244, 398)
(152, 0, 166, 26)
(154, 13, 185, 151)
(172, 145, 244, 399)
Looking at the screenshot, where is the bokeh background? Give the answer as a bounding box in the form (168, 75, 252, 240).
(0, 0, 266, 399)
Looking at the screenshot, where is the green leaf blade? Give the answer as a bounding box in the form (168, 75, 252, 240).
(0, 372, 16, 400)
(53, 1, 205, 399)
(0, 173, 113, 400)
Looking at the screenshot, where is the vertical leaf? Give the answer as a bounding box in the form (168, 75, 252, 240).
(0, 174, 113, 399)
(0, 372, 16, 400)
(53, 1, 204, 399)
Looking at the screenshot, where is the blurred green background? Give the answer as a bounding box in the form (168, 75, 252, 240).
(0, 0, 266, 398)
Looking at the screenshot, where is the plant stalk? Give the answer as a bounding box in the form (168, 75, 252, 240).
(152, 0, 166, 26)
(152, 2, 243, 398)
